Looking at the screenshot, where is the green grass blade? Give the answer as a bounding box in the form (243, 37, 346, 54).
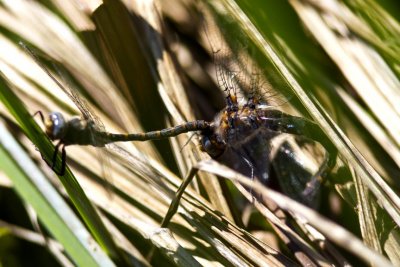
(0, 73, 122, 265)
(0, 119, 113, 265)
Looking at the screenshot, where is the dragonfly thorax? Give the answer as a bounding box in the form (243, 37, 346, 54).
(200, 104, 262, 159)
(200, 102, 277, 185)
(45, 112, 67, 141)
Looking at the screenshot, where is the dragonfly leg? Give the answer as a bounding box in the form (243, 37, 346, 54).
(160, 166, 199, 228)
(147, 164, 200, 261)
(231, 148, 258, 202)
(34, 110, 68, 176)
(51, 141, 61, 169)
(50, 141, 66, 176)
(33, 111, 45, 124)
(39, 151, 52, 168)
(36, 139, 60, 172)
(59, 144, 66, 176)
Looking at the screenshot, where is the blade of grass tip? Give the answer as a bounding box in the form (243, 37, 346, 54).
(0, 73, 125, 265)
(0, 120, 114, 267)
(148, 228, 201, 266)
(352, 167, 382, 252)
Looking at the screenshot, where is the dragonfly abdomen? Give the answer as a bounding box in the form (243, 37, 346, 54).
(99, 120, 210, 143)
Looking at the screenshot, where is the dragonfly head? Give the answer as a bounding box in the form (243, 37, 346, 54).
(44, 112, 66, 140)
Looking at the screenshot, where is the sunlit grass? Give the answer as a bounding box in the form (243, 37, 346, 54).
(0, 0, 399, 266)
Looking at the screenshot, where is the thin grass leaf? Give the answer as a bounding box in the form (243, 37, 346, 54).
(0, 72, 125, 264)
(1, 0, 399, 266)
(0, 118, 113, 266)
(195, 159, 393, 267)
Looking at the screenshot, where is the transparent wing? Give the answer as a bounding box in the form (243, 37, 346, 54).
(270, 134, 329, 208)
(203, 11, 289, 108)
(50, 63, 103, 132)
(217, 114, 329, 208)
(203, 10, 248, 105)
(202, 13, 334, 206)
(20, 42, 103, 132)
(22, 43, 114, 188)
(49, 57, 114, 189)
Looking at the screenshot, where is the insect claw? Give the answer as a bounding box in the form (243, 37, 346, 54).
(39, 151, 63, 175)
(33, 111, 45, 124)
(59, 145, 66, 176)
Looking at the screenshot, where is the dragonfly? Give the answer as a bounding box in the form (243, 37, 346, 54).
(23, 31, 336, 227)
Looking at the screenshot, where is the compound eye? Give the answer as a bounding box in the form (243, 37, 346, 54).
(45, 112, 65, 140)
(201, 135, 224, 158)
